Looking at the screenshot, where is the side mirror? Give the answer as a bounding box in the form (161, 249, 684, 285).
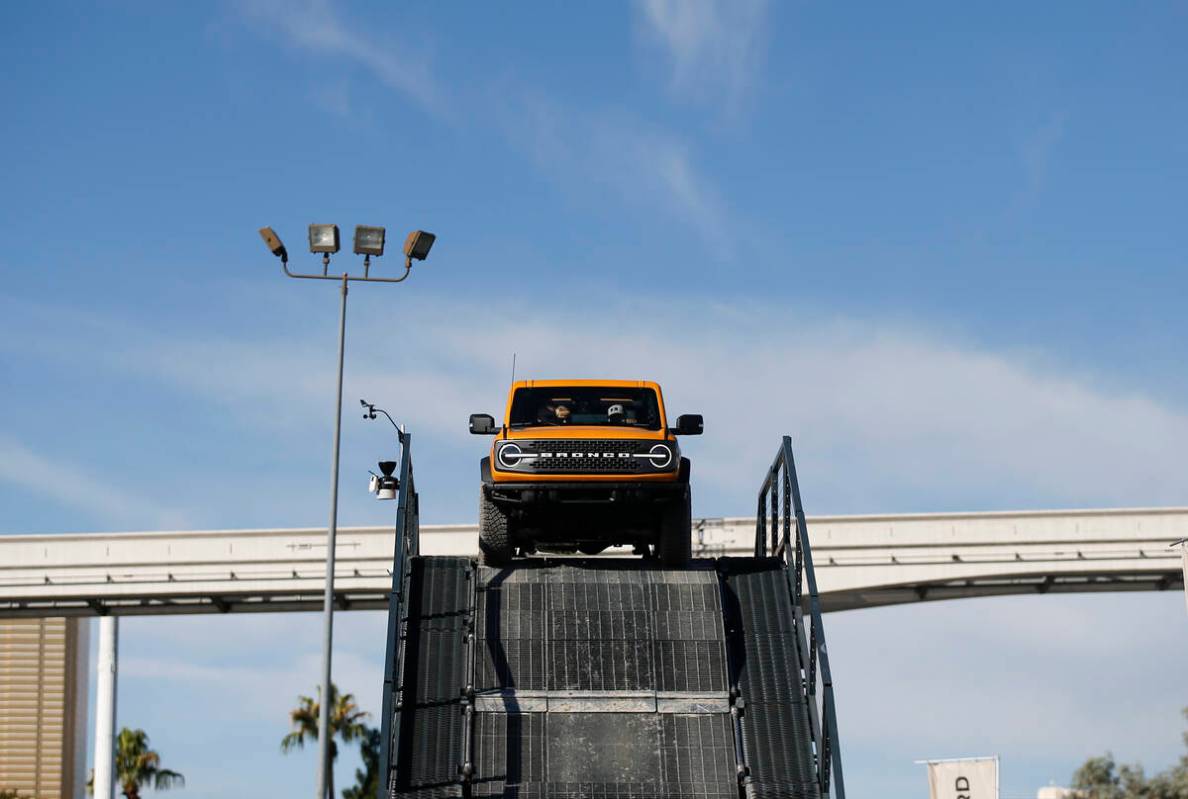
(469, 413, 497, 435)
(674, 414, 703, 436)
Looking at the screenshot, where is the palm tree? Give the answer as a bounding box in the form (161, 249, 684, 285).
(87, 728, 184, 799)
(342, 726, 381, 799)
(281, 683, 371, 799)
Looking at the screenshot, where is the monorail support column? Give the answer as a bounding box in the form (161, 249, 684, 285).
(93, 616, 119, 799)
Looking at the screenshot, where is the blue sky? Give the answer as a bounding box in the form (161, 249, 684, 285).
(2, 1, 1187, 796)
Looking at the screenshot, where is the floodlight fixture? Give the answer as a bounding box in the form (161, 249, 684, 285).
(308, 224, 340, 255)
(258, 227, 288, 262)
(403, 230, 435, 263)
(353, 226, 386, 257)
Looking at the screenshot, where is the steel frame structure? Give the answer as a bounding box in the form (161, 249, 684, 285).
(756, 435, 846, 798)
(376, 429, 420, 798)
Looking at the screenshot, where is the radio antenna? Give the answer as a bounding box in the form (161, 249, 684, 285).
(510, 352, 517, 384)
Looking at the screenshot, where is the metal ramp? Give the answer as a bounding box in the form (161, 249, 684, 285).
(471, 560, 737, 798)
(377, 434, 844, 799)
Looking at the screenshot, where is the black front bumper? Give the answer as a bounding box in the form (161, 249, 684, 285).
(486, 480, 685, 507)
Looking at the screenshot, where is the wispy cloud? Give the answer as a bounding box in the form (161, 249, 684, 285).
(11, 295, 1188, 517)
(409, 303, 1188, 512)
(0, 434, 189, 530)
(231, 1, 731, 249)
(1017, 111, 1068, 204)
(634, 0, 770, 113)
(497, 93, 737, 254)
(235, 0, 444, 115)
(310, 79, 355, 119)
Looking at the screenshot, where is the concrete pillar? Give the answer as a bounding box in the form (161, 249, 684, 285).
(93, 616, 118, 799)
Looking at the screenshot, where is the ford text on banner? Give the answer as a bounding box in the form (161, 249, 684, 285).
(927, 758, 998, 799)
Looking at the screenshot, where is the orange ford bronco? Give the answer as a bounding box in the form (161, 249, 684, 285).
(469, 379, 703, 567)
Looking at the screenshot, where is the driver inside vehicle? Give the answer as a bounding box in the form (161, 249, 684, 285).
(535, 402, 572, 424)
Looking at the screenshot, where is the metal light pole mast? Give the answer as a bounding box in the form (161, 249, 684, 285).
(258, 225, 435, 799)
(314, 272, 348, 798)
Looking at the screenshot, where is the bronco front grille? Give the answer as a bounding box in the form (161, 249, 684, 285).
(497, 439, 673, 474)
(531, 440, 642, 473)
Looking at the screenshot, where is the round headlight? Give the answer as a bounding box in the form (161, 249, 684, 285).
(647, 443, 673, 469)
(497, 442, 523, 469)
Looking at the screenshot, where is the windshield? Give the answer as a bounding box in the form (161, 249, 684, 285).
(509, 387, 662, 429)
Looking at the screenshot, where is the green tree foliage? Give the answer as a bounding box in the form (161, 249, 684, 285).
(87, 728, 184, 799)
(1, 790, 25, 799)
(281, 683, 370, 799)
(115, 729, 184, 799)
(342, 726, 381, 799)
(1071, 709, 1188, 799)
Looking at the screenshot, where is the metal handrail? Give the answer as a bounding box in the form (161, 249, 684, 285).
(755, 435, 846, 798)
(376, 430, 419, 799)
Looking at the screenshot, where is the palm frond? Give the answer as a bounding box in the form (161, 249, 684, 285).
(108, 727, 183, 795)
(152, 769, 184, 790)
(280, 730, 309, 753)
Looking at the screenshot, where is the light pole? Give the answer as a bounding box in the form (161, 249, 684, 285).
(259, 224, 436, 799)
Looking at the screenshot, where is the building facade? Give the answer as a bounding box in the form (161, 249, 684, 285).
(0, 618, 88, 799)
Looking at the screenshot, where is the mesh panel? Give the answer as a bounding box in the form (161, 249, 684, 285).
(391, 558, 471, 799)
(721, 559, 822, 799)
(395, 558, 822, 799)
(473, 713, 547, 796)
(659, 715, 738, 795)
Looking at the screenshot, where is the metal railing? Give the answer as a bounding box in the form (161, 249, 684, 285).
(755, 435, 845, 798)
(376, 430, 420, 799)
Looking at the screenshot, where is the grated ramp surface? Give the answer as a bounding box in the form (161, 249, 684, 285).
(473, 561, 736, 799)
(721, 558, 821, 799)
(388, 557, 823, 799)
(391, 557, 472, 799)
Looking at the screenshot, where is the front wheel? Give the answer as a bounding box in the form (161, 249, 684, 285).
(658, 488, 692, 568)
(479, 488, 513, 567)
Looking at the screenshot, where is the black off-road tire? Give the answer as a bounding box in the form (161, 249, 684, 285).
(658, 488, 692, 568)
(479, 488, 513, 567)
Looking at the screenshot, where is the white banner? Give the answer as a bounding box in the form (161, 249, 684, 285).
(927, 758, 998, 799)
